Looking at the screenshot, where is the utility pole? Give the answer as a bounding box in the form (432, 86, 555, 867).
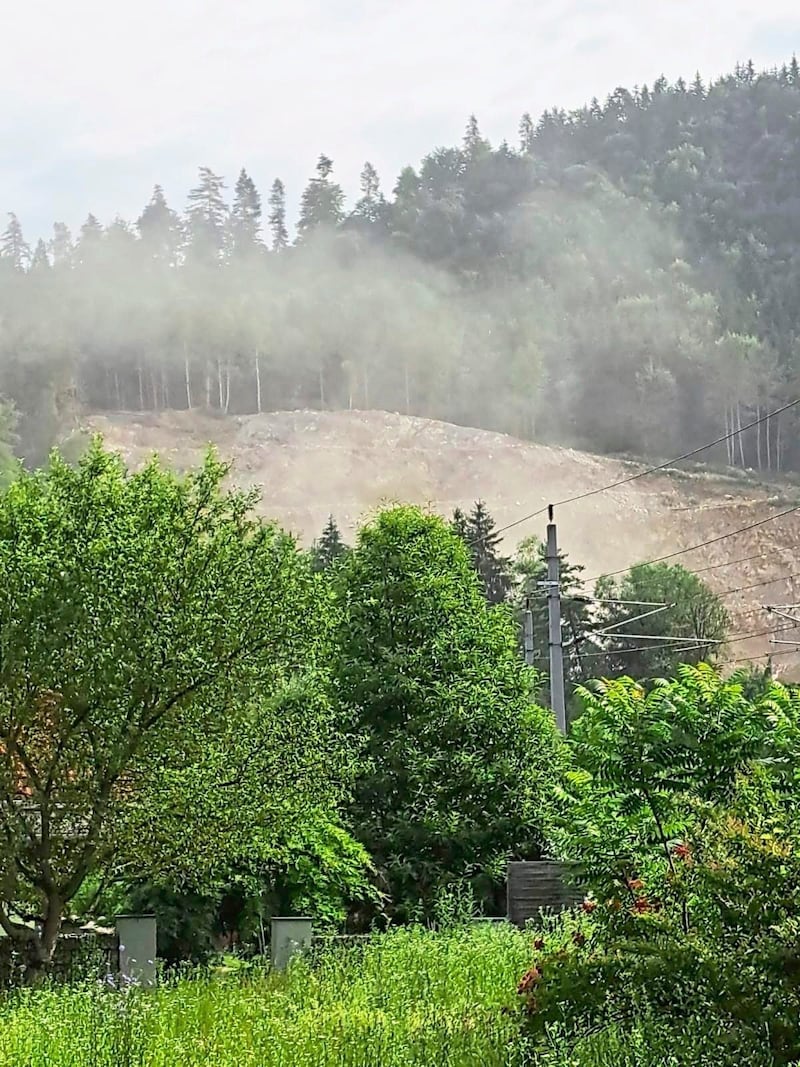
(523, 596, 535, 667)
(545, 505, 567, 734)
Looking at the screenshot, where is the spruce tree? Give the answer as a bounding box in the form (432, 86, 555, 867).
(137, 185, 182, 262)
(186, 167, 228, 258)
(72, 215, 104, 269)
(1, 213, 31, 272)
(311, 515, 348, 571)
(690, 71, 705, 97)
(453, 501, 513, 605)
(351, 162, 385, 225)
(268, 178, 289, 250)
(463, 115, 490, 161)
(297, 155, 345, 238)
(30, 239, 50, 271)
(49, 222, 73, 267)
(519, 112, 535, 153)
(231, 168, 263, 254)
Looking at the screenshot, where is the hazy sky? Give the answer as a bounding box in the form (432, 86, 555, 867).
(3, 0, 799, 240)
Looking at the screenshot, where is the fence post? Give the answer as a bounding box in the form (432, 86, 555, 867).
(116, 913, 157, 988)
(270, 917, 313, 971)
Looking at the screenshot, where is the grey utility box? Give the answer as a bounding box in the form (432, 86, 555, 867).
(116, 913, 158, 987)
(506, 861, 582, 928)
(270, 917, 313, 971)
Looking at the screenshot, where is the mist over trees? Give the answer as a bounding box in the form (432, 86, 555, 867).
(3, 60, 800, 469)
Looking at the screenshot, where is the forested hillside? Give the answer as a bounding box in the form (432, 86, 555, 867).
(2, 60, 800, 471)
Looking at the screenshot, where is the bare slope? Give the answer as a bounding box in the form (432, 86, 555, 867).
(86, 409, 800, 676)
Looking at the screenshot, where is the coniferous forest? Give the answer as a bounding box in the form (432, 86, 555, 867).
(3, 60, 800, 471)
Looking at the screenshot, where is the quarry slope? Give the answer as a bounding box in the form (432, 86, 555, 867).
(85, 409, 800, 677)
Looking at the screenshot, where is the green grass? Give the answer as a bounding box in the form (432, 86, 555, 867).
(0, 925, 776, 1066)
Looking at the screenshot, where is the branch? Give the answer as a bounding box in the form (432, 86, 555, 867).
(0, 902, 36, 943)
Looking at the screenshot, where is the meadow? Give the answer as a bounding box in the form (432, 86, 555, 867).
(0, 924, 766, 1067)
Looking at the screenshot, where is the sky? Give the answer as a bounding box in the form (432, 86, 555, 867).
(2, 0, 799, 241)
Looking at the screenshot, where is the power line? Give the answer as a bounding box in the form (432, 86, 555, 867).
(722, 647, 798, 667)
(690, 553, 762, 576)
(716, 571, 800, 601)
(476, 397, 800, 545)
(580, 502, 800, 585)
(575, 623, 797, 662)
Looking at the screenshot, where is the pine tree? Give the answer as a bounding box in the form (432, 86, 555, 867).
(790, 54, 800, 86)
(519, 112, 535, 153)
(690, 72, 705, 97)
(231, 168, 263, 254)
(138, 185, 181, 262)
(311, 515, 349, 571)
(79, 215, 104, 251)
(297, 155, 345, 238)
(30, 239, 50, 271)
(186, 167, 227, 258)
(268, 178, 289, 250)
(1, 213, 31, 272)
(49, 222, 73, 267)
(453, 501, 512, 605)
(463, 114, 490, 161)
(351, 162, 385, 225)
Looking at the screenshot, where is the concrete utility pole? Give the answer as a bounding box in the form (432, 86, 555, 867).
(545, 506, 567, 734)
(523, 596, 535, 667)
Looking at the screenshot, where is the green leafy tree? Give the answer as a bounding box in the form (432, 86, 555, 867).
(589, 562, 729, 678)
(0, 441, 345, 980)
(333, 506, 564, 919)
(522, 670, 800, 1062)
(0, 401, 19, 487)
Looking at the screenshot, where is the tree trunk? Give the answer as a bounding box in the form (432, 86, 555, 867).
(776, 412, 783, 471)
(114, 372, 122, 410)
(404, 363, 410, 415)
(224, 362, 231, 414)
(318, 365, 325, 408)
(766, 411, 772, 471)
(756, 405, 762, 471)
(363, 365, 369, 408)
(24, 894, 63, 986)
(217, 360, 224, 410)
(255, 351, 262, 414)
(736, 403, 746, 467)
(724, 407, 732, 465)
(150, 368, 158, 411)
(138, 365, 145, 411)
(205, 366, 212, 409)
(184, 348, 192, 409)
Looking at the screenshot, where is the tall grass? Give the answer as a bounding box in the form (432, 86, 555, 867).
(0, 925, 770, 1066)
(0, 924, 531, 1067)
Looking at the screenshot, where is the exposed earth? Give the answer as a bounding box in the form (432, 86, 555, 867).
(84, 408, 800, 678)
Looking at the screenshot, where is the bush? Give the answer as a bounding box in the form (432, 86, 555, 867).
(517, 667, 800, 1063)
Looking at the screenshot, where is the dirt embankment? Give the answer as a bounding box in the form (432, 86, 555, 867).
(85, 409, 800, 678)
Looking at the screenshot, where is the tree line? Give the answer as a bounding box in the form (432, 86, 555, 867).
(3, 59, 800, 470)
(316, 502, 730, 704)
(0, 445, 733, 976)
